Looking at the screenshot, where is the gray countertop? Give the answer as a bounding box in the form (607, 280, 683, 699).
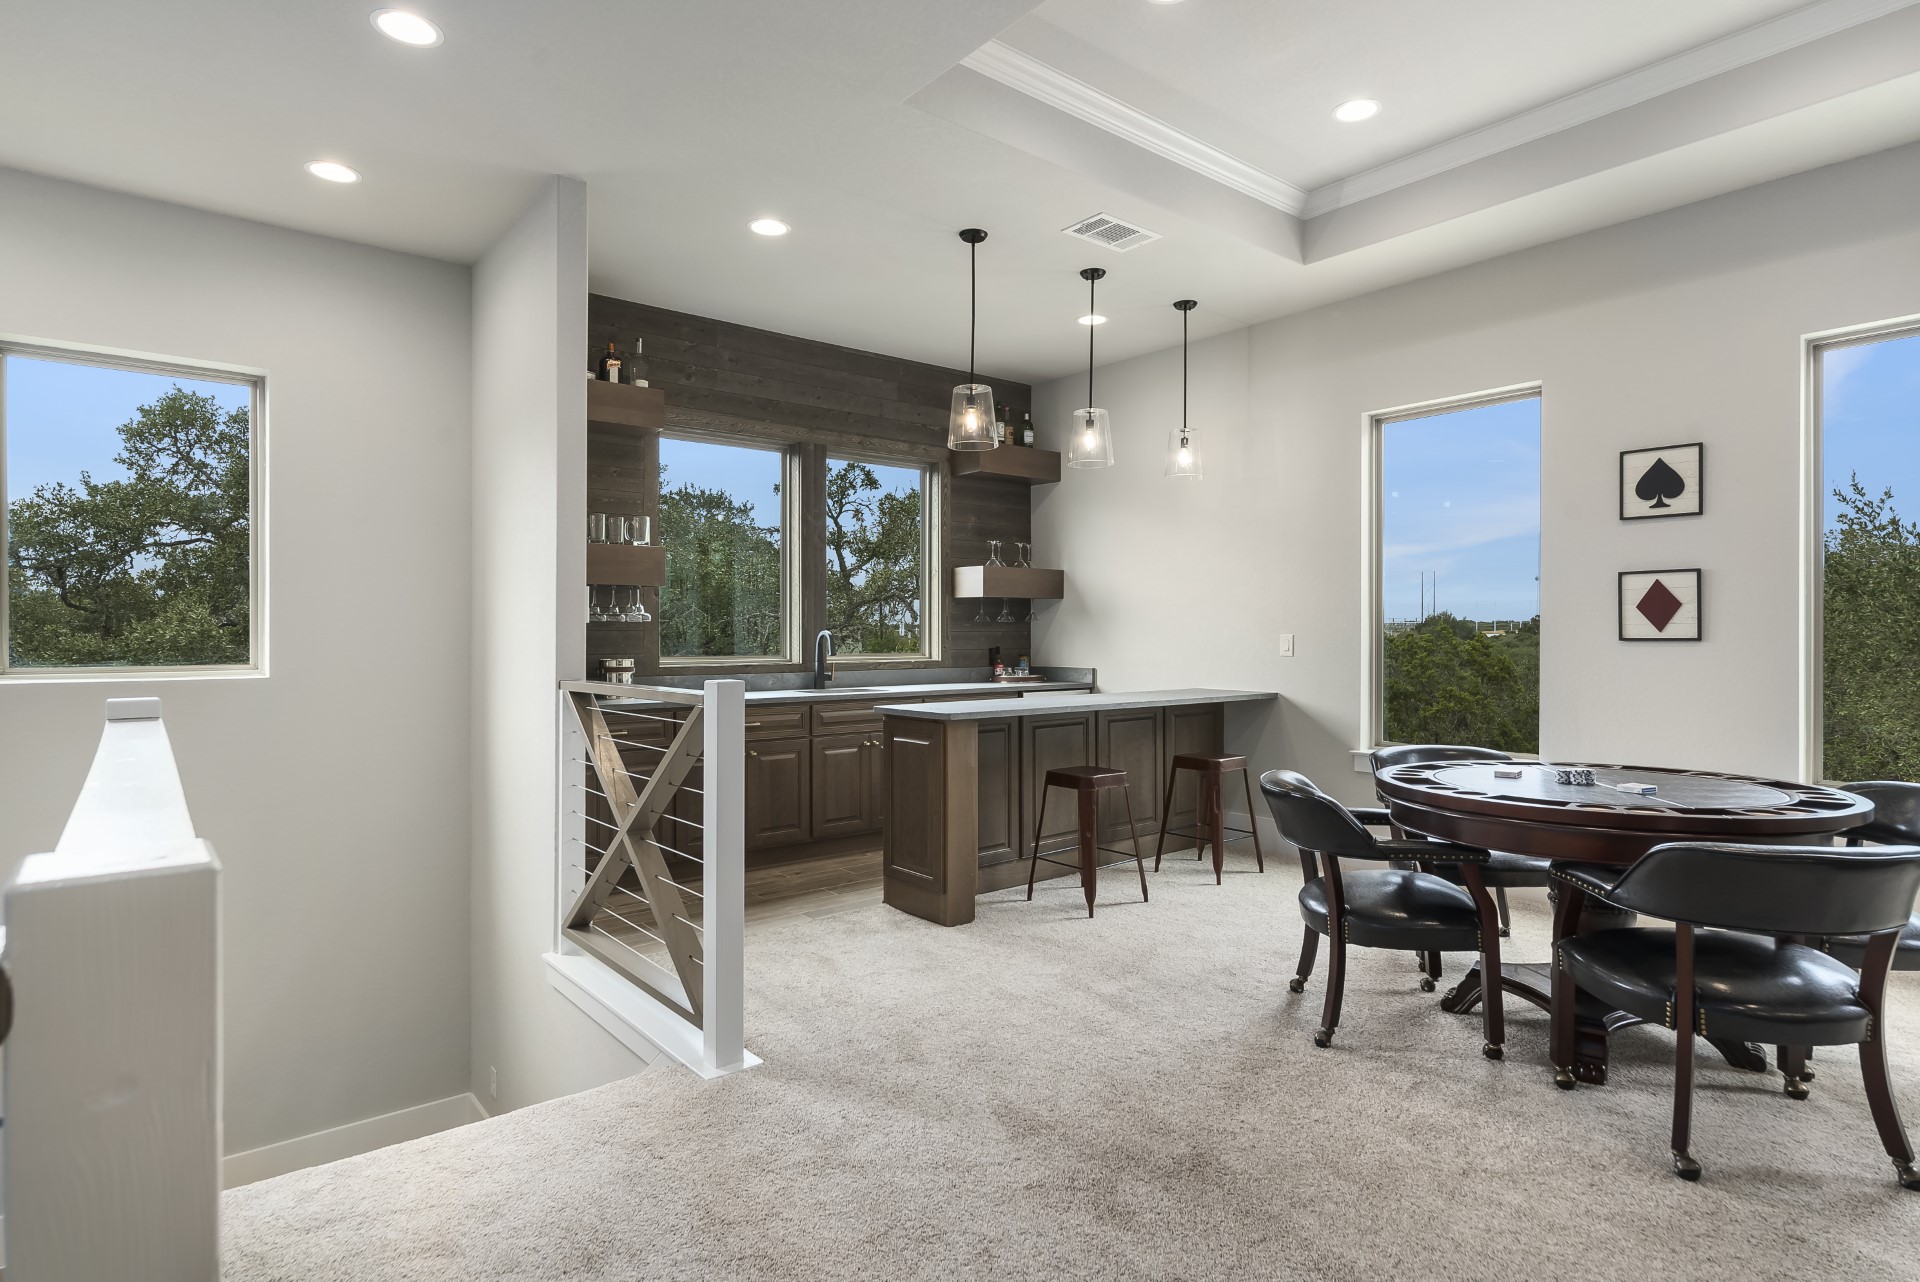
(603, 679, 1093, 708)
(876, 688, 1278, 721)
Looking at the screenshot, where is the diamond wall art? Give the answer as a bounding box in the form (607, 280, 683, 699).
(1620, 442, 1703, 519)
(1619, 569, 1701, 641)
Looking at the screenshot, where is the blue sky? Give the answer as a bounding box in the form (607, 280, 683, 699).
(5, 354, 250, 500)
(1382, 397, 1542, 624)
(1823, 331, 1920, 533)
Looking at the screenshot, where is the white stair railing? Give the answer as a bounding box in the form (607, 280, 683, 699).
(2, 697, 221, 1280)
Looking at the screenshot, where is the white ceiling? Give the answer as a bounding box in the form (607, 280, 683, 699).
(2, 2, 1918, 384)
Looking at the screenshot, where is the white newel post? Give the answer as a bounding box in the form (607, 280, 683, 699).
(701, 679, 747, 1074)
(2, 697, 221, 1280)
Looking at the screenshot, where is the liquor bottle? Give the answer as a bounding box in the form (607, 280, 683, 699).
(1019, 412, 1035, 447)
(628, 338, 649, 388)
(598, 342, 622, 383)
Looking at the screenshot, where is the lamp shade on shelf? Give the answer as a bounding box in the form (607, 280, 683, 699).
(949, 384, 998, 451)
(1068, 408, 1114, 468)
(1165, 428, 1202, 478)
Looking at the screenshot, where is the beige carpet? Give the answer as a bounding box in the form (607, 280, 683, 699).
(223, 848, 1920, 1281)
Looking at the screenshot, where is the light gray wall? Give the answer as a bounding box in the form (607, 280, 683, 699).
(1034, 141, 1920, 804)
(0, 167, 474, 1152)
(468, 178, 651, 1114)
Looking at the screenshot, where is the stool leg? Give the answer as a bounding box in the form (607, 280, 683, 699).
(1239, 767, 1264, 873)
(1123, 785, 1148, 903)
(1077, 785, 1099, 918)
(1154, 765, 1178, 872)
(1026, 786, 1049, 901)
(1495, 886, 1513, 937)
(1208, 771, 1226, 885)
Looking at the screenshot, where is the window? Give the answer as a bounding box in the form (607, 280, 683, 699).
(2, 345, 259, 674)
(1372, 389, 1541, 753)
(657, 436, 789, 661)
(824, 456, 930, 655)
(1814, 323, 1920, 782)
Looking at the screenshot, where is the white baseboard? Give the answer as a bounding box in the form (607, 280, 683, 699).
(222, 1092, 487, 1189)
(545, 951, 760, 1080)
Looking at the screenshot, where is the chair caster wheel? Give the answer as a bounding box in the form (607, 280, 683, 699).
(1483, 1042, 1503, 1061)
(1897, 1161, 1920, 1191)
(1419, 977, 1436, 993)
(1287, 977, 1306, 994)
(1553, 1068, 1576, 1091)
(1312, 1029, 1333, 1049)
(1673, 1151, 1702, 1181)
(1784, 1077, 1810, 1101)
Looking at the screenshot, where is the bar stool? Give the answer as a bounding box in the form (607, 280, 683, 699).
(1155, 754, 1265, 884)
(1026, 766, 1149, 918)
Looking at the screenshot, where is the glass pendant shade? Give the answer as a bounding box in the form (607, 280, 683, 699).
(1165, 428, 1202, 478)
(948, 384, 997, 451)
(1067, 407, 1114, 468)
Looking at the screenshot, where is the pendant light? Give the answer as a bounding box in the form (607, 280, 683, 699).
(948, 228, 998, 451)
(1068, 267, 1114, 468)
(1165, 300, 1202, 479)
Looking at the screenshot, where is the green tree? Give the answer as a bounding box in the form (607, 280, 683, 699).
(7, 387, 250, 667)
(1823, 476, 1920, 781)
(657, 473, 782, 658)
(1383, 612, 1539, 753)
(824, 461, 922, 654)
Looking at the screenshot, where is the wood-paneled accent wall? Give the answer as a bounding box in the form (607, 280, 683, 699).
(588, 295, 1036, 674)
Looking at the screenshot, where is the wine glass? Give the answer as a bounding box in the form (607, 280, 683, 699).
(985, 540, 1004, 567)
(996, 598, 1015, 624)
(974, 600, 990, 624)
(1014, 541, 1031, 568)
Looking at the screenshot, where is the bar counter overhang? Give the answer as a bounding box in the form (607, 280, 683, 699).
(878, 689, 1278, 925)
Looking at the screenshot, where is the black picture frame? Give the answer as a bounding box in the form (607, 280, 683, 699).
(1620, 441, 1703, 520)
(1619, 568, 1702, 642)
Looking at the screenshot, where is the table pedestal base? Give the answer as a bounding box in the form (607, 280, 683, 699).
(1439, 960, 1769, 1084)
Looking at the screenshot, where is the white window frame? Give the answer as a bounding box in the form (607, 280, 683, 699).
(822, 451, 939, 662)
(1359, 382, 1542, 763)
(656, 431, 802, 669)
(0, 337, 265, 682)
(1799, 311, 1920, 784)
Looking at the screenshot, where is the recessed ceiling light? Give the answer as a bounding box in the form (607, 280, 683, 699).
(748, 218, 790, 236)
(1078, 314, 1107, 326)
(1334, 98, 1381, 123)
(305, 160, 362, 184)
(371, 9, 443, 47)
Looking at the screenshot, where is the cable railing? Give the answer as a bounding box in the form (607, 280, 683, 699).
(555, 678, 749, 1077)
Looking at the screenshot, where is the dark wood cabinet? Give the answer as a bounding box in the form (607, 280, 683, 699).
(1021, 712, 1096, 861)
(974, 719, 1021, 866)
(745, 735, 811, 849)
(1164, 703, 1224, 847)
(811, 731, 883, 840)
(1095, 707, 1165, 849)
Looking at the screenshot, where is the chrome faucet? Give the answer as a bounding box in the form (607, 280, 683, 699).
(813, 629, 836, 690)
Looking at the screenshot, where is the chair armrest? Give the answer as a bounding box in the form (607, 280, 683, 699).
(1376, 838, 1490, 864)
(1550, 862, 1625, 901)
(1350, 806, 1394, 828)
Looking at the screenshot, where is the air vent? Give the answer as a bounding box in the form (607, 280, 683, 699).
(1060, 212, 1161, 253)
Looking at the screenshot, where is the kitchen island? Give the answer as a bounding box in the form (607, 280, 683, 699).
(877, 689, 1278, 925)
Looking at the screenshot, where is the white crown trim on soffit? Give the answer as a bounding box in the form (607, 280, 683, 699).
(961, 40, 1311, 215)
(963, 0, 1917, 223)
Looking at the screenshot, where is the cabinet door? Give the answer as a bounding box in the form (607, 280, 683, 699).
(1163, 703, 1225, 847)
(746, 736, 811, 849)
(974, 719, 1020, 865)
(1021, 712, 1096, 860)
(1096, 707, 1165, 848)
(812, 732, 875, 840)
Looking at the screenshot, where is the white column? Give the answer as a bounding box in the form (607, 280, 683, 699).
(701, 679, 747, 1073)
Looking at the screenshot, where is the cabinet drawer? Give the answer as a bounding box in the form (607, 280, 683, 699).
(743, 703, 810, 739)
(811, 697, 917, 734)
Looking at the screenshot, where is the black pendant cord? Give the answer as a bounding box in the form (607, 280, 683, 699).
(1181, 305, 1189, 437)
(968, 237, 977, 384)
(1086, 273, 1096, 407)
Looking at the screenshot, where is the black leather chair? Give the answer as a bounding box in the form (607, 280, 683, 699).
(1260, 769, 1506, 1058)
(1369, 744, 1552, 939)
(1825, 781, 1920, 971)
(1550, 842, 1920, 1187)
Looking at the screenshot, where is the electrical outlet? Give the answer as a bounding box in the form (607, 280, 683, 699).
(1279, 633, 1295, 657)
(489, 1066, 498, 1099)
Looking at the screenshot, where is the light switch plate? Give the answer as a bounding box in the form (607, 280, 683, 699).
(1279, 633, 1295, 657)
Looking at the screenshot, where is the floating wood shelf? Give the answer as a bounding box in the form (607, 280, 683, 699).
(949, 446, 1060, 485)
(587, 543, 666, 587)
(588, 380, 666, 432)
(952, 565, 1064, 600)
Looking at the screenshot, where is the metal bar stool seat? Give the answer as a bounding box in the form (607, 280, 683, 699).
(1155, 753, 1265, 884)
(1027, 766, 1149, 917)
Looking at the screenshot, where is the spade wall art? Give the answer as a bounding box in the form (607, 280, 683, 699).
(1619, 569, 1702, 641)
(1620, 442, 1703, 519)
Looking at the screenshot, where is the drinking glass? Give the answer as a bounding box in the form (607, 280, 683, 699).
(985, 540, 1004, 567)
(1014, 541, 1031, 568)
(588, 512, 609, 544)
(996, 598, 1015, 624)
(627, 515, 652, 546)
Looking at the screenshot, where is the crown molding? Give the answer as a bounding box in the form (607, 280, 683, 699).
(961, 40, 1309, 216)
(1301, 0, 1919, 217)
